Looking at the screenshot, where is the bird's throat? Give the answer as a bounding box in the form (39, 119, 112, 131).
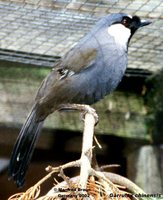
(108, 24, 131, 49)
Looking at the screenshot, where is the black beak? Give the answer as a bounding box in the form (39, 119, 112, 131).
(140, 20, 152, 27)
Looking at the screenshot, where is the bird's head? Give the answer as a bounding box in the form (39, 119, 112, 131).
(113, 14, 151, 35)
(100, 13, 152, 49)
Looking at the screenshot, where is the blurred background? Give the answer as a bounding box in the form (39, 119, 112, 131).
(0, 0, 162, 199)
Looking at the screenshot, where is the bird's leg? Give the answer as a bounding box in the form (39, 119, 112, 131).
(58, 103, 99, 125)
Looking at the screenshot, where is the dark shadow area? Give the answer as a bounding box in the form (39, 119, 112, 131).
(0, 125, 151, 200)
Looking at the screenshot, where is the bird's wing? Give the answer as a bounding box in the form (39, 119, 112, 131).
(35, 47, 97, 101)
(54, 46, 97, 75)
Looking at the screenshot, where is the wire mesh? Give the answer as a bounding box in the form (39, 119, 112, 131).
(0, 0, 162, 71)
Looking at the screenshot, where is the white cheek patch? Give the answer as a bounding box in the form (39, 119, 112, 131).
(108, 24, 131, 48)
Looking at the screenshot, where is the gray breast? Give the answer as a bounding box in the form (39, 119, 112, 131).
(70, 51, 127, 105)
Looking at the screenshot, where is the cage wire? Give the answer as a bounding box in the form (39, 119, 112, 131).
(0, 0, 163, 198)
(0, 0, 162, 71)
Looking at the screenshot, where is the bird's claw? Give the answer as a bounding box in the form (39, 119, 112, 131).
(80, 105, 99, 125)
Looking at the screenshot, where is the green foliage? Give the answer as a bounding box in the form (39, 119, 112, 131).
(145, 69, 163, 112)
(0, 65, 50, 81)
(145, 69, 163, 143)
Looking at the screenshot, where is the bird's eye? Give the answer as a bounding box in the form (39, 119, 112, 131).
(122, 17, 131, 28)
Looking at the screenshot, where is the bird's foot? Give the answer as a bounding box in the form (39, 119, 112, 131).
(80, 105, 99, 125)
(58, 104, 99, 125)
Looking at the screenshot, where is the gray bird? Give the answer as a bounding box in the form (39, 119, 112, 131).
(9, 13, 151, 187)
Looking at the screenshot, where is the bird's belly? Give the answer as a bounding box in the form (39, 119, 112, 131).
(68, 65, 125, 105)
(37, 63, 126, 118)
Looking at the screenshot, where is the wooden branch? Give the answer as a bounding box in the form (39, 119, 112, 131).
(8, 105, 154, 200)
(79, 112, 96, 189)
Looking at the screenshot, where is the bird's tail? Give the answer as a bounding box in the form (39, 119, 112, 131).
(8, 104, 43, 187)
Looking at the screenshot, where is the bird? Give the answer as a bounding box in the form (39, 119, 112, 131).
(8, 13, 151, 187)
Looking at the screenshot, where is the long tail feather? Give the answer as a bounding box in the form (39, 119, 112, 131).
(8, 105, 43, 187)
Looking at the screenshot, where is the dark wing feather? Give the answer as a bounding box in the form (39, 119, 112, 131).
(36, 47, 97, 101)
(56, 47, 97, 73)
